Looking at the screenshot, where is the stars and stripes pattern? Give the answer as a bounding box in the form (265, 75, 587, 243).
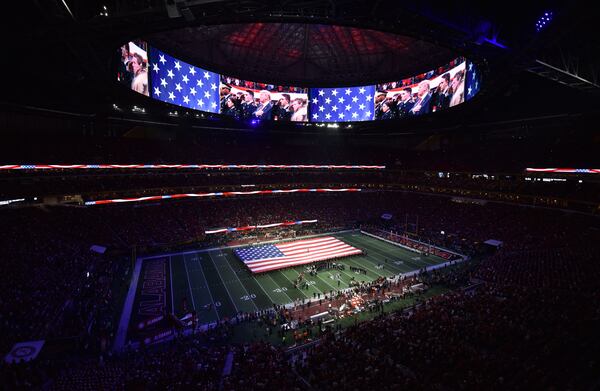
(309, 86, 376, 122)
(234, 236, 363, 273)
(84, 188, 361, 205)
(465, 61, 481, 101)
(149, 47, 220, 113)
(205, 219, 317, 234)
(0, 164, 385, 170)
(525, 168, 600, 174)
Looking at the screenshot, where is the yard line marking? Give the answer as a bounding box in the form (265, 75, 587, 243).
(286, 268, 327, 295)
(169, 256, 175, 314)
(219, 250, 260, 311)
(323, 262, 370, 286)
(354, 236, 435, 270)
(302, 268, 339, 293)
(342, 236, 410, 273)
(223, 252, 279, 307)
(207, 251, 240, 314)
(265, 273, 296, 304)
(189, 253, 220, 322)
(359, 234, 441, 266)
(328, 241, 386, 277)
(274, 269, 310, 300)
(182, 254, 196, 311)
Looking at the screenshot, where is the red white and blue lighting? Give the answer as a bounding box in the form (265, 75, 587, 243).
(205, 219, 318, 234)
(84, 188, 362, 205)
(525, 168, 600, 174)
(0, 164, 385, 170)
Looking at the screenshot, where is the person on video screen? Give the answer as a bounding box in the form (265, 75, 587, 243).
(449, 70, 465, 107)
(253, 90, 274, 120)
(380, 101, 396, 120)
(374, 92, 387, 120)
(223, 95, 241, 120)
(432, 73, 451, 112)
(409, 80, 433, 116)
(130, 53, 148, 96)
(290, 98, 307, 122)
(396, 88, 415, 118)
(220, 85, 232, 112)
(241, 91, 257, 120)
(275, 93, 292, 121)
(118, 44, 133, 87)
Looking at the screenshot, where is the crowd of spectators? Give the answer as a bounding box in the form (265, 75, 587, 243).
(53, 334, 229, 390)
(1, 190, 598, 389)
(0, 208, 127, 358)
(0, 170, 384, 199)
(295, 282, 599, 390)
(2, 164, 596, 219)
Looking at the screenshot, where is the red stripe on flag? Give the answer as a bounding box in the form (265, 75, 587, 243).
(241, 236, 362, 273)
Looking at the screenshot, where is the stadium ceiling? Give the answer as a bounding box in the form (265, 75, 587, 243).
(21, 1, 590, 88)
(6, 0, 598, 119)
(145, 23, 458, 86)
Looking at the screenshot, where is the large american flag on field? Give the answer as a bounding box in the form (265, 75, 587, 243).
(149, 47, 220, 113)
(309, 86, 376, 122)
(235, 236, 362, 273)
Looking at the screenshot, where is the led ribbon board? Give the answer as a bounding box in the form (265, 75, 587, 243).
(85, 188, 362, 205)
(525, 168, 600, 174)
(0, 164, 385, 170)
(205, 219, 318, 234)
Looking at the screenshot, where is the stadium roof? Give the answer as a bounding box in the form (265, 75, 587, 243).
(145, 23, 457, 86)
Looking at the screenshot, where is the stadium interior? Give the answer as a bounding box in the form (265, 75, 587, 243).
(1, 1, 599, 390)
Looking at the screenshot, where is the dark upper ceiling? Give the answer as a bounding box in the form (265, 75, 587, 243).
(145, 23, 457, 86)
(2, 0, 598, 127)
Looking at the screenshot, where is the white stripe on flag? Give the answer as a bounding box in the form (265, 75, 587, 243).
(249, 248, 362, 273)
(244, 242, 355, 266)
(243, 237, 344, 264)
(240, 236, 362, 273)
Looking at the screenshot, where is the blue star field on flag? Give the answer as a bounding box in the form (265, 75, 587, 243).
(149, 47, 220, 113)
(465, 61, 481, 101)
(235, 245, 285, 262)
(308, 85, 376, 122)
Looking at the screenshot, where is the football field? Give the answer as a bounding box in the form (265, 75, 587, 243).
(123, 231, 449, 342)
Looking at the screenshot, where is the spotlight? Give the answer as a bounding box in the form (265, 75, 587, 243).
(535, 11, 553, 32)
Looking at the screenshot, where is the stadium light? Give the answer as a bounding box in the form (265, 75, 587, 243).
(536, 11, 553, 32)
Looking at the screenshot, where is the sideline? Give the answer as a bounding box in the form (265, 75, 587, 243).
(113, 257, 143, 351)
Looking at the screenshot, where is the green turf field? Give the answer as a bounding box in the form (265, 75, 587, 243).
(160, 231, 446, 324)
